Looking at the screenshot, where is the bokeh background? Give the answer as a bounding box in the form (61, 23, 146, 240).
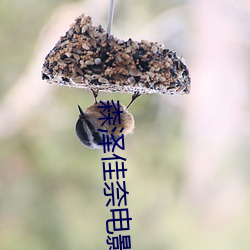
(1, 0, 250, 249)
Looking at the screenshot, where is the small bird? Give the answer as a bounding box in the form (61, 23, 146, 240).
(75, 90, 135, 149)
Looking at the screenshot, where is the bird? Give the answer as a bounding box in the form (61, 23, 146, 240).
(75, 90, 135, 149)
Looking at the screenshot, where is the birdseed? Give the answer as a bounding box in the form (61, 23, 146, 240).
(42, 14, 190, 95)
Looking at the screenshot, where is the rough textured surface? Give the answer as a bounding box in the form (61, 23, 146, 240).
(42, 14, 190, 95)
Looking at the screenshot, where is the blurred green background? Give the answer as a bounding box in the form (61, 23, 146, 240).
(1, 0, 250, 249)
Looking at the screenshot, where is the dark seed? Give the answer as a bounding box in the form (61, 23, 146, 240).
(42, 73, 50, 80)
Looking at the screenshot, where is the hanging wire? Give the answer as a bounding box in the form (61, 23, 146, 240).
(107, 0, 115, 34)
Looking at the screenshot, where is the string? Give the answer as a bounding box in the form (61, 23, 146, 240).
(107, 0, 115, 34)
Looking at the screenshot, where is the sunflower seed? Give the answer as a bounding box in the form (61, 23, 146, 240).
(151, 45, 158, 54)
(92, 74, 101, 79)
(82, 43, 90, 50)
(72, 76, 84, 83)
(74, 66, 83, 75)
(129, 68, 142, 77)
(147, 72, 154, 78)
(75, 24, 80, 34)
(85, 60, 94, 65)
(98, 77, 109, 84)
(63, 58, 75, 64)
(57, 59, 67, 66)
(141, 40, 150, 47)
(72, 53, 80, 60)
(140, 75, 149, 82)
(65, 52, 72, 58)
(128, 77, 135, 84)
